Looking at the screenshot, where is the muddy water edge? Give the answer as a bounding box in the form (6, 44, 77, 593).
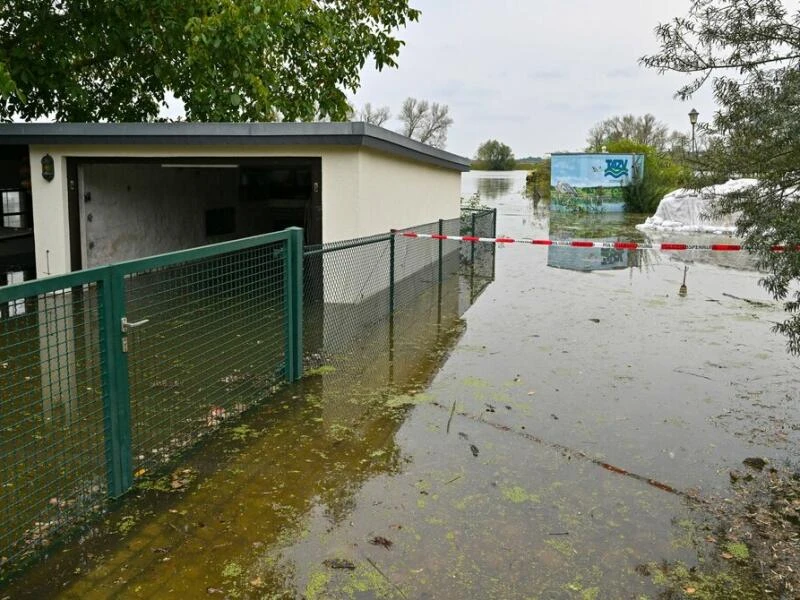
(1, 171, 797, 598)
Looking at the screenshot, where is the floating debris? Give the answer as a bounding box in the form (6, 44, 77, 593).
(323, 558, 356, 570)
(206, 406, 227, 427)
(743, 457, 767, 471)
(369, 536, 393, 549)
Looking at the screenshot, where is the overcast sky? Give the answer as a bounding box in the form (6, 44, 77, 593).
(351, 0, 716, 159)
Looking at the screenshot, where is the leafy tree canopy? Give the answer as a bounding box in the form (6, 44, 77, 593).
(474, 139, 515, 171)
(0, 0, 420, 122)
(642, 0, 800, 353)
(604, 139, 689, 213)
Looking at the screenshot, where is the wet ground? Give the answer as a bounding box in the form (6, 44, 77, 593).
(2, 171, 798, 598)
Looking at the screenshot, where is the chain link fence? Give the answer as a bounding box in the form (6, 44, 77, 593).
(303, 209, 496, 362)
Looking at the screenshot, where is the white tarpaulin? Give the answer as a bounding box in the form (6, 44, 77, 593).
(636, 179, 758, 234)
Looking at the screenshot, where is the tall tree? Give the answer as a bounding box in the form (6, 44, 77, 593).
(587, 114, 674, 152)
(398, 97, 430, 138)
(415, 102, 453, 148)
(397, 97, 452, 148)
(358, 103, 391, 126)
(642, 0, 800, 353)
(0, 1, 420, 122)
(474, 140, 515, 171)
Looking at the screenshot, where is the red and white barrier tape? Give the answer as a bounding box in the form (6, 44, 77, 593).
(397, 231, 798, 253)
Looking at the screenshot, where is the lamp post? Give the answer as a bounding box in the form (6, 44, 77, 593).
(688, 108, 699, 157)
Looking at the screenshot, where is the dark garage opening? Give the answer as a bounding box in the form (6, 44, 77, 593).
(72, 158, 321, 270)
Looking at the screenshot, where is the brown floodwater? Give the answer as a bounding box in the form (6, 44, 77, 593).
(1, 171, 796, 599)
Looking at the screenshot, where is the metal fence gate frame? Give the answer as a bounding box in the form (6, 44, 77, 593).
(0, 227, 303, 568)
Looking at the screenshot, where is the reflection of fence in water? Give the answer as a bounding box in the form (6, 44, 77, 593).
(0, 209, 498, 576)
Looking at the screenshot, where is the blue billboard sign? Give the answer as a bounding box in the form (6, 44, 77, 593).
(549, 153, 645, 212)
(550, 153, 644, 188)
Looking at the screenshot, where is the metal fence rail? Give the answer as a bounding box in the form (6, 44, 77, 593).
(0, 228, 303, 570)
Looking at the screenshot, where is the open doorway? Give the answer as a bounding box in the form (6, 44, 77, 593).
(239, 162, 321, 246)
(71, 157, 321, 269)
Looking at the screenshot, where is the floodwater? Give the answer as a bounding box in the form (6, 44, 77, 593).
(2, 171, 798, 598)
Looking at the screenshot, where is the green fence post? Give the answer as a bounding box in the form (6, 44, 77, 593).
(100, 266, 133, 498)
(438, 218, 444, 285)
(388, 230, 396, 384)
(389, 230, 396, 315)
(491, 209, 498, 280)
(283, 227, 304, 381)
(470, 212, 477, 266)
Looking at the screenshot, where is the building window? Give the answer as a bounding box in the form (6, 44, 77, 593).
(1, 189, 29, 229)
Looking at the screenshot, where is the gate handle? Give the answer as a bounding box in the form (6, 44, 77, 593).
(121, 317, 150, 333)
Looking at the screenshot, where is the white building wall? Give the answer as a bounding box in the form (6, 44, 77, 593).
(356, 148, 461, 235)
(28, 143, 461, 278)
(29, 151, 71, 276)
(322, 149, 462, 304)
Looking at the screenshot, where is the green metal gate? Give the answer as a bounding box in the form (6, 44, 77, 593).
(0, 228, 303, 569)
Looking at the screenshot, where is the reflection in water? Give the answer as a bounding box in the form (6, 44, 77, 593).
(477, 177, 510, 200)
(548, 242, 631, 272)
(0, 269, 492, 598)
(469, 173, 513, 200)
(547, 212, 647, 272)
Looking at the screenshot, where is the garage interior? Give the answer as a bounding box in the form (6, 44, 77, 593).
(71, 158, 322, 270)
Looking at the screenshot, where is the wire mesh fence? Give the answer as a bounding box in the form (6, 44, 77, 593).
(461, 207, 497, 284)
(124, 242, 287, 477)
(0, 207, 497, 575)
(0, 275, 108, 569)
(0, 228, 303, 573)
(303, 209, 497, 362)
